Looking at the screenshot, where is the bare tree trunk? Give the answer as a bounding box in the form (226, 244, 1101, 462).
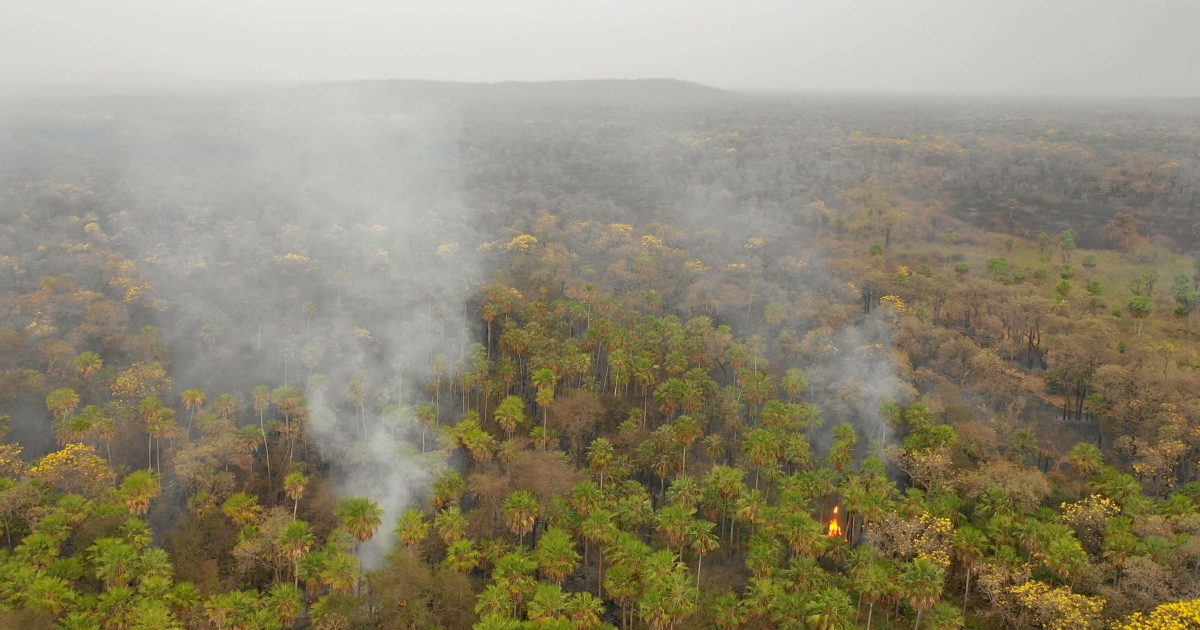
(963, 567, 971, 617)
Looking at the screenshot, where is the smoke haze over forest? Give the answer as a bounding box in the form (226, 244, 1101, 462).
(5, 4, 1200, 630)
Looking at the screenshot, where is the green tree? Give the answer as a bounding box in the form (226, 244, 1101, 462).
(46, 387, 81, 422)
(495, 395, 527, 439)
(781, 368, 808, 401)
(395, 508, 430, 550)
(902, 557, 945, 630)
(278, 520, 315, 586)
(690, 518, 719, 589)
(335, 496, 383, 573)
(672, 415, 702, 472)
(536, 527, 581, 584)
(446, 538, 481, 574)
(503, 490, 539, 545)
(638, 550, 698, 630)
(180, 388, 205, 437)
(742, 428, 780, 490)
(284, 472, 309, 519)
(854, 560, 893, 630)
(1059, 229, 1076, 261)
(532, 368, 557, 431)
(1068, 442, 1103, 478)
(805, 587, 853, 630)
(436, 506, 469, 544)
(223, 492, 262, 527)
(586, 438, 616, 489)
(267, 582, 304, 628)
(119, 470, 160, 517)
(89, 537, 139, 588)
(952, 526, 988, 616)
(1127, 295, 1154, 335)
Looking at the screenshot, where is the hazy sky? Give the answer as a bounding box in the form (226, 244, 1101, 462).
(3, 0, 1198, 96)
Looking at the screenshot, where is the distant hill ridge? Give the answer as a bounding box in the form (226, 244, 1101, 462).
(297, 78, 732, 105)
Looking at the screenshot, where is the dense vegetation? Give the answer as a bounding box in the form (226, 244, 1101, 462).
(2, 81, 1200, 629)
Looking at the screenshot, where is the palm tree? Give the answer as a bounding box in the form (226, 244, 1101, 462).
(952, 526, 988, 617)
(45, 387, 80, 421)
(345, 373, 369, 438)
(129, 599, 180, 630)
(74, 351, 104, 381)
(278, 520, 315, 586)
(446, 532, 482, 571)
(605, 563, 642, 630)
(1068, 442, 1103, 478)
(527, 582, 569, 624)
(805, 587, 853, 630)
(251, 385, 272, 479)
(734, 488, 767, 530)
(146, 407, 175, 475)
(119, 470, 160, 517)
(902, 557, 945, 630)
(586, 438, 615, 488)
(203, 594, 234, 630)
(1043, 531, 1088, 586)
(854, 560, 892, 629)
(136, 398, 165, 465)
(492, 550, 538, 610)
(212, 393, 239, 419)
(711, 592, 747, 630)
(89, 537, 139, 588)
(657, 504, 696, 555)
(90, 408, 116, 461)
(181, 388, 205, 438)
(781, 367, 808, 401)
(533, 527, 579, 585)
(55, 412, 93, 447)
(638, 550, 699, 630)
(317, 550, 359, 595)
(335, 496, 383, 573)
(532, 367, 557, 430)
(475, 584, 511, 618)
(673, 415, 702, 472)
(705, 465, 746, 545)
(1127, 295, 1154, 335)
(922, 601, 964, 630)
(436, 506, 468, 544)
(668, 475, 704, 511)
(690, 518, 719, 589)
(503, 490, 540, 546)
(829, 423, 859, 471)
(267, 582, 304, 628)
(395, 508, 430, 551)
(742, 428, 780, 489)
(780, 509, 828, 559)
(283, 472, 309, 519)
(303, 302, 316, 341)
(495, 395, 527, 439)
(579, 508, 617, 597)
(567, 591, 605, 630)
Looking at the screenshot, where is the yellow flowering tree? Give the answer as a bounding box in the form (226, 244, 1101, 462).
(29, 443, 115, 497)
(1115, 598, 1200, 630)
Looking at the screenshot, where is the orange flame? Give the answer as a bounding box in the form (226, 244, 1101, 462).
(827, 506, 843, 537)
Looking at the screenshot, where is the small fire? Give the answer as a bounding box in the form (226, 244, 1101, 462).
(827, 506, 843, 537)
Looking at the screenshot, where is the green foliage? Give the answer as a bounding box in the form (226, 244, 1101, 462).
(5, 89, 1200, 630)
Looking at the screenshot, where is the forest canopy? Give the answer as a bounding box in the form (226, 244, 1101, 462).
(1, 81, 1200, 629)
